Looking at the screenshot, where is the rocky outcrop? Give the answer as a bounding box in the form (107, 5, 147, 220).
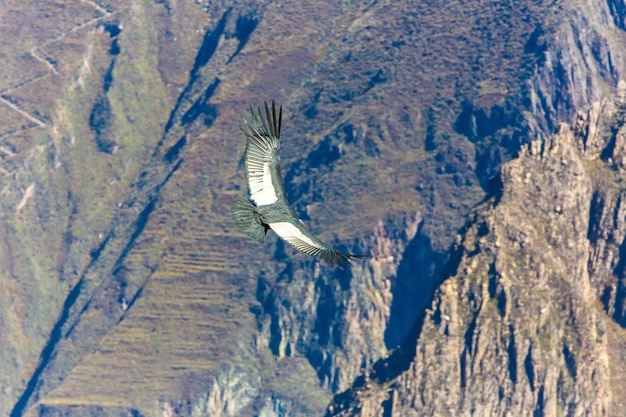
(190, 367, 260, 417)
(454, 1, 624, 193)
(327, 94, 626, 416)
(579, 82, 626, 331)
(525, 3, 621, 134)
(321, 5, 626, 415)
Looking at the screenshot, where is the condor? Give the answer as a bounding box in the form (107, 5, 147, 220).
(232, 101, 363, 269)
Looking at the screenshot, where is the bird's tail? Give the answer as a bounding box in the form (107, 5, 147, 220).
(231, 195, 267, 243)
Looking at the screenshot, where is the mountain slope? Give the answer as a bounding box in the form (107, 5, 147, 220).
(1, 0, 626, 416)
(327, 92, 626, 415)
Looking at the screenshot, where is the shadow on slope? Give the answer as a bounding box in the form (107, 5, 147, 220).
(384, 224, 446, 350)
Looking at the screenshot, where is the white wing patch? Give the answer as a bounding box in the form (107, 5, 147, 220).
(248, 161, 278, 206)
(270, 222, 323, 249)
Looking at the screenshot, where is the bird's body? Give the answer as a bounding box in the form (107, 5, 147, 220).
(232, 101, 363, 269)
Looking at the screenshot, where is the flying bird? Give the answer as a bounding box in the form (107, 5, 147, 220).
(232, 101, 364, 269)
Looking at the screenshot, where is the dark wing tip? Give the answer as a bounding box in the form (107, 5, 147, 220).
(263, 101, 282, 138)
(241, 101, 282, 141)
(330, 251, 367, 269)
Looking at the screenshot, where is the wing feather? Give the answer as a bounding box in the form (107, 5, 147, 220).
(237, 101, 364, 269)
(241, 102, 284, 206)
(269, 221, 364, 269)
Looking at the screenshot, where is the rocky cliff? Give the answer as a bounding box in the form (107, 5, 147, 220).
(327, 91, 626, 416)
(2, 1, 626, 416)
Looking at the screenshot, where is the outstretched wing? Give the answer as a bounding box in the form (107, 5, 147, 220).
(240, 101, 285, 206)
(269, 221, 364, 269)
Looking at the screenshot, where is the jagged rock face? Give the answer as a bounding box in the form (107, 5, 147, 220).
(589, 185, 626, 326)
(451, 1, 624, 191)
(579, 84, 626, 330)
(327, 104, 626, 416)
(525, 2, 622, 134)
(396, 127, 608, 416)
(321, 5, 626, 416)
